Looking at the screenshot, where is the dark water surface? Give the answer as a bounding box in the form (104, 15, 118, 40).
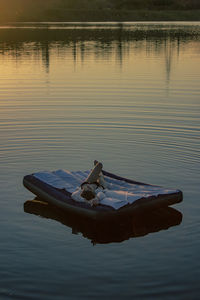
(0, 22, 200, 299)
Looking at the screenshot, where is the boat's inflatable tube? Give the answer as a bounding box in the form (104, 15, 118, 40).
(23, 169, 183, 219)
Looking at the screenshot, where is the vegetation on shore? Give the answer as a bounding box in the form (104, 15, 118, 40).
(0, 0, 200, 22)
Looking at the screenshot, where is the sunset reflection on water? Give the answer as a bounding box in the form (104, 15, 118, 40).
(0, 22, 200, 300)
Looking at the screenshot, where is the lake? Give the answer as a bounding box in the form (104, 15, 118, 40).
(0, 22, 200, 299)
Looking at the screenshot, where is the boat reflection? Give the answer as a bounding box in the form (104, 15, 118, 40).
(24, 198, 182, 244)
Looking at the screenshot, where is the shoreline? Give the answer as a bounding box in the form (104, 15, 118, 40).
(0, 10, 200, 24)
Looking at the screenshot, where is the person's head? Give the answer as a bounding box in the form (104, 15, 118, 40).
(81, 189, 96, 200)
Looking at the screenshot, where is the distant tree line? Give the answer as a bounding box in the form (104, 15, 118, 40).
(53, 0, 200, 10)
(1, 0, 200, 11)
(0, 0, 200, 22)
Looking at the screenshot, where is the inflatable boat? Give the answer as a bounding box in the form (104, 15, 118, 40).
(23, 169, 183, 220)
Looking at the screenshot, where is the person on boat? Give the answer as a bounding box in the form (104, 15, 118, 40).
(72, 161, 107, 206)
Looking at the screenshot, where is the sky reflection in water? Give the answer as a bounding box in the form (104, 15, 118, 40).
(0, 22, 200, 299)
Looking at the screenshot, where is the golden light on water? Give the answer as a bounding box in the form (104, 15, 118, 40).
(0, 20, 200, 300)
(0, 38, 199, 109)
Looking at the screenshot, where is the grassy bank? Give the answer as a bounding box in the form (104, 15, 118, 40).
(0, 9, 200, 23)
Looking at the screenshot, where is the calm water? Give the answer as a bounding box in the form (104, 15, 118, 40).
(0, 22, 200, 299)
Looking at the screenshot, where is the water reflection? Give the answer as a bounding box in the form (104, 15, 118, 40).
(0, 23, 199, 85)
(42, 41, 50, 73)
(24, 198, 182, 245)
